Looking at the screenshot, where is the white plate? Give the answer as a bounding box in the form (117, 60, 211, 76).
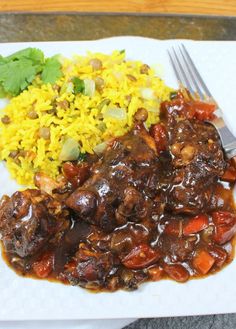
(0, 36, 236, 321)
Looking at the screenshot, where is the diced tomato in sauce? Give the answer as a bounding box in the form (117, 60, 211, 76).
(192, 101, 216, 121)
(163, 264, 190, 282)
(121, 244, 160, 269)
(192, 250, 215, 275)
(183, 214, 209, 236)
(212, 211, 236, 244)
(32, 252, 54, 279)
(161, 91, 216, 121)
(148, 266, 164, 281)
(149, 123, 168, 153)
(209, 245, 227, 267)
(221, 166, 236, 183)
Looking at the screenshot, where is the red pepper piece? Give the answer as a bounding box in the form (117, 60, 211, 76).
(163, 264, 190, 282)
(183, 214, 209, 236)
(192, 250, 215, 274)
(121, 244, 160, 270)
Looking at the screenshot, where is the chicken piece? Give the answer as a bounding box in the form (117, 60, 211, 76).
(115, 187, 151, 226)
(63, 240, 148, 291)
(66, 124, 161, 232)
(53, 221, 93, 274)
(0, 189, 69, 258)
(34, 172, 73, 202)
(161, 99, 226, 214)
(63, 243, 119, 289)
(159, 94, 226, 214)
(34, 172, 63, 195)
(110, 222, 151, 255)
(157, 234, 197, 262)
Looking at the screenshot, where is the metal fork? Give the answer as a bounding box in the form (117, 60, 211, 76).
(168, 44, 236, 159)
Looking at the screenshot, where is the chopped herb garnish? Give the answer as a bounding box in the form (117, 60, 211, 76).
(170, 91, 178, 100)
(72, 77, 85, 94)
(77, 152, 87, 162)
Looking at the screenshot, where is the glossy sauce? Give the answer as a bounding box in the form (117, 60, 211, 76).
(1, 95, 236, 292)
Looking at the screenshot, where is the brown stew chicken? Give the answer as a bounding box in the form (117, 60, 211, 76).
(1, 91, 236, 291)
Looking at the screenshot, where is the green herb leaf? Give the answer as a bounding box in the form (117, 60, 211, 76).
(0, 84, 6, 98)
(170, 91, 178, 100)
(0, 55, 6, 64)
(77, 152, 87, 162)
(72, 77, 85, 94)
(0, 48, 63, 98)
(41, 56, 62, 84)
(0, 48, 45, 97)
(0, 59, 37, 96)
(5, 48, 44, 66)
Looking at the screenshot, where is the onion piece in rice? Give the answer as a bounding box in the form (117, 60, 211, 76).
(84, 78, 95, 97)
(140, 87, 155, 100)
(103, 107, 127, 120)
(93, 141, 109, 155)
(59, 138, 81, 161)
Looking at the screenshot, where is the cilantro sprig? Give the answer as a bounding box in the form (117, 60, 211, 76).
(72, 77, 85, 94)
(41, 55, 63, 84)
(0, 48, 62, 97)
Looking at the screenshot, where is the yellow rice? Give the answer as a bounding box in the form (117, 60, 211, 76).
(0, 50, 172, 186)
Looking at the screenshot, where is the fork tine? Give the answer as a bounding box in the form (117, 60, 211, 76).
(169, 48, 194, 94)
(178, 46, 204, 99)
(167, 50, 182, 83)
(181, 44, 213, 98)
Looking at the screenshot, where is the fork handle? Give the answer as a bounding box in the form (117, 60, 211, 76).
(210, 115, 236, 159)
(225, 145, 236, 159)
